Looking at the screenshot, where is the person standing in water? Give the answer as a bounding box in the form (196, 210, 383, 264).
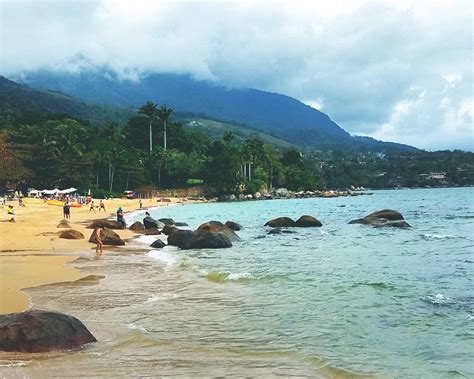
(94, 227, 103, 256)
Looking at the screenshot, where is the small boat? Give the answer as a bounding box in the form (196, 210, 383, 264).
(46, 200, 82, 208)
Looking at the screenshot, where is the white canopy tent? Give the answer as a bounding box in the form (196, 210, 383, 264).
(41, 188, 60, 195)
(58, 187, 77, 194)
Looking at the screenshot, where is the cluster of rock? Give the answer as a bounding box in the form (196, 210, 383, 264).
(265, 215, 322, 228)
(217, 188, 372, 202)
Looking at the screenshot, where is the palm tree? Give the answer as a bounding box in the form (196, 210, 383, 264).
(157, 105, 174, 150)
(138, 101, 158, 154)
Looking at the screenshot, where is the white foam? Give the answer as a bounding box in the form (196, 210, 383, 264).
(227, 272, 254, 281)
(426, 293, 456, 305)
(147, 249, 177, 268)
(421, 233, 456, 240)
(466, 314, 474, 321)
(136, 235, 161, 245)
(126, 322, 149, 333)
(144, 292, 179, 304)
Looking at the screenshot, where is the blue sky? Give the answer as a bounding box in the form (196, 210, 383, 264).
(0, 0, 472, 150)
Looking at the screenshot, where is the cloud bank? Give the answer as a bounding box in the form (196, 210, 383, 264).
(0, 0, 472, 150)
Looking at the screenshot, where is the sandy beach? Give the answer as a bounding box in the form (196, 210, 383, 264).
(0, 196, 186, 314)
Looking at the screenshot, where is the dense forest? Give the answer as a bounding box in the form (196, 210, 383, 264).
(1, 100, 473, 197)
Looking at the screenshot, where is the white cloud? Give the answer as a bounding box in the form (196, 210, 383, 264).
(0, 0, 472, 150)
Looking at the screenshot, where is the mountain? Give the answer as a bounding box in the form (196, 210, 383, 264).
(15, 69, 419, 152)
(0, 76, 131, 124)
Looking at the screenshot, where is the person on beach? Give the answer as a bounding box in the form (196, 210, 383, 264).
(89, 200, 96, 213)
(63, 202, 71, 219)
(99, 200, 106, 212)
(5, 204, 14, 215)
(94, 227, 103, 255)
(116, 207, 126, 228)
(18, 197, 25, 207)
(139, 199, 143, 209)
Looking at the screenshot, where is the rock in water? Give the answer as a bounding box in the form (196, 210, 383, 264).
(349, 209, 410, 228)
(158, 218, 175, 226)
(264, 217, 295, 227)
(150, 239, 166, 248)
(174, 222, 189, 227)
(129, 221, 145, 232)
(196, 221, 240, 241)
(143, 216, 159, 229)
(225, 221, 242, 231)
(87, 219, 124, 230)
(59, 229, 85, 239)
(192, 232, 232, 249)
(56, 220, 71, 228)
(163, 225, 180, 235)
(167, 230, 196, 249)
(295, 215, 322, 227)
(88, 228, 125, 245)
(0, 310, 96, 352)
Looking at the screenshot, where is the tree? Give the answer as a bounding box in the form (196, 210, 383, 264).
(138, 101, 158, 154)
(157, 105, 174, 150)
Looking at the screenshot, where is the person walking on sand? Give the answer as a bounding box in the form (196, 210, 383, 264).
(94, 227, 103, 255)
(139, 199, 143, 209)
(89, 200, 96, 213)
(63, 201, 71, 219)
(99, 199, 106, 212)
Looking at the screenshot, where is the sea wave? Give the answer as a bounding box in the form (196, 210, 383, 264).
(125, 322, 149, 334)
(422, 293, 457, 306)
(147, 250, 177, 268)
(205, 270, 254, 283)
(144, 292, 179, 304)
(421, 233, 458, 240)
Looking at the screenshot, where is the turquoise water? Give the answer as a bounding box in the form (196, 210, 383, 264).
(3, 188, 472, 378)
(143, 188, 473, 377)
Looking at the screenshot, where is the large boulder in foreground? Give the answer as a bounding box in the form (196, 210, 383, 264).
(349, 209, 410, 228)
(163, 225, 180, 236)
(59, 229, 85, 240)
(129, 221, 145, 232)
(0, 310, 96, 353)
(265, 217, 295, 228)
(87, 219, 124, 230)
(295, 215, 322, 227)
(143, 216, 164, 230)
(88, 228, 125, 245)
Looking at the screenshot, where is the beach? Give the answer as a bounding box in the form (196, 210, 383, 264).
(0, 196, 186, 314)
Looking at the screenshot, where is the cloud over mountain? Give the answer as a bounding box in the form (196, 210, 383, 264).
(1, 0, 472, 150)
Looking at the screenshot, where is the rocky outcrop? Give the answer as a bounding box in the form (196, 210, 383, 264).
(167, 230, 196, 249)
(265, 217, 295, 227)
(0, 310, 96, 353)
(295, 215, 322, 227)
(150, 239, 166, 248)
(158, 218, 175, 226)
(88, 228, 125, 245)
(129, 221, 145, 232)
(87, 219, 124, 230)
(163, 225, 180, 235)
(59, 229, 85, 239)
(196, 221, 239, 241)
(349, 209, 410, 228)
(225, 221, 242, 231)
(174, 222, 189, 227)
(56, 220, 71, 228)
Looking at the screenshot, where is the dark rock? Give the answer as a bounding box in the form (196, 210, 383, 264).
(56, 220, 71, 228)
(374, 220, 412, 228)
(365, 209, 404, 221)
(295, 215, 322, 227)
(167, 230, 196, 249)
(196, 221, 239, 241)
(163, 225, 180, 235)
(0, 310, 96, 353)
(144, 228, 161, 235)
(349, 209, 410, 228)
(174, 222, 189, 227)
(264, 217, 295, 227)
(225, 221, 242, 231)
(129, 221, 145, 232)
(59, 229, 84, 240)
(192, 232, 232, 249)
(88, 228, 125, 246)
(158, 218, 175, 226)
(143, 216, 159, 229)
(268, 228, 296, 235)
(150, 239, 166, 248)
(87, 219, 124, 230)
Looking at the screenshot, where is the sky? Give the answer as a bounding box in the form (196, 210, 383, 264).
(0, 0, 473, 150)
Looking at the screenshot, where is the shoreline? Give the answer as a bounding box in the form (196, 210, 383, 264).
(0, 196, 194, 314)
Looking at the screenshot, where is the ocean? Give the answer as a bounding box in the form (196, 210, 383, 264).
(2, 188, 473, 378)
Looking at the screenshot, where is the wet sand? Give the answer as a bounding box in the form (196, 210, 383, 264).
(0, 196, 189, 314)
